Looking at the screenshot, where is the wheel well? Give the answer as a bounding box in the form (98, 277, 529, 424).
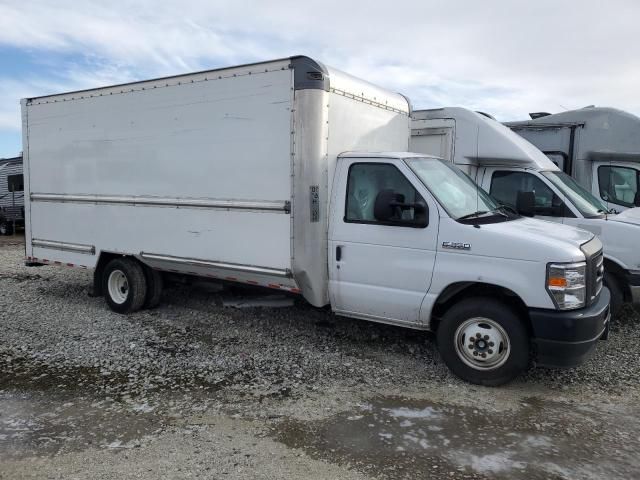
(430, 282, 530, 333)
(92, 252, 131, 296)
(603, 258, 629, 301)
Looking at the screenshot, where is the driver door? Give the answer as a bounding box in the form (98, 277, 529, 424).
(328, 158, 438, 326)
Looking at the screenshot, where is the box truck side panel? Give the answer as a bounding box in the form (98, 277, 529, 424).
(25, 66, 295, 281)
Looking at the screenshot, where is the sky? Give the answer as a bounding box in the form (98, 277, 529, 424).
(0, 0, 638, 158)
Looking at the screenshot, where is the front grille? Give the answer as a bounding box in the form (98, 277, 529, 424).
(592, 251, 604, 301)
(581, 238, 603, 306)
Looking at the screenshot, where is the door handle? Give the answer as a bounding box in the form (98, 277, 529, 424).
(336, 245, 342, 262)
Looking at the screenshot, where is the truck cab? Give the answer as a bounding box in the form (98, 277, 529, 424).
(411, 107, 640, 316)
(329, 152, 609, 385)
(506, 107, 640, 213)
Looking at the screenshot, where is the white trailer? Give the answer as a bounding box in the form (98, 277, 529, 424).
(0, 155, 24, 235)
(411, 107, 640, 315)
(22, 56, 610, 385)
(506, 107, 640, 213)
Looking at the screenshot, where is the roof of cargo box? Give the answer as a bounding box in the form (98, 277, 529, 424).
(0, 156, 22, 167)
(505, 106, 640, 129)
(505, 107, 640, 162)
(412, 107, 559, 170)
(24, 56, 410, 114)
(340, 151, 431, 160)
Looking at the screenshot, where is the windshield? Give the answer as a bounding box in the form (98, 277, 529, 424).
(406, 157, 500, 220)
(542, 171, 609, 218)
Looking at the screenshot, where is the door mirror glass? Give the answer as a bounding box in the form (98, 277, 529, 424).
(373, 189, 427, 225)
(516, 191, 535, 217)
(374, 189, 404, 222)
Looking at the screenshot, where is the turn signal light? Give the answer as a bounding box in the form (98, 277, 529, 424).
(548, 277, 568, 288)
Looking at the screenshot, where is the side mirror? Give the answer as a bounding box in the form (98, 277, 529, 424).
(374, 189, 428, 226)
(634, 191, 640, 207)
(374, 189, 404, 222)
(516, 191, 535, 217)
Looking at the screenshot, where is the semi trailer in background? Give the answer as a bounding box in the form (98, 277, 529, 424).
(0, 155, 24, 235)
(411, 107, 640, 315)
(21, 56, 609, 385)
(505, 107, 640, 213)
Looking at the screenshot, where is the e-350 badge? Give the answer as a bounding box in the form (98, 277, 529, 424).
(442, 241, 471, 250)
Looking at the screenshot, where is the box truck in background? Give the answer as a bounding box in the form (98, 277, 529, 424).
(22, 56, 609, 385)
(411, 107, 640, 315)
(505, 107, 640, 213)
(0, 155, 24, 235)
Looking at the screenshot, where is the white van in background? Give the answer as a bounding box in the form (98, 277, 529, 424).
(506, 107, 640, 213)
(411, 107, 640, 315)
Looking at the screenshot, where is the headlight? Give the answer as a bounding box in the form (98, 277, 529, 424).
(547, 262, 586, 310)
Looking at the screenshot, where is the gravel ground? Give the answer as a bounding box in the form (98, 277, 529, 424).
(1, 236, 640, 479)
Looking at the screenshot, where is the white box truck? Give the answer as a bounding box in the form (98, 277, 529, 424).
(22, 56, 610, 385)
(505, 107, 640, 213)
(411, 107, 640, 315)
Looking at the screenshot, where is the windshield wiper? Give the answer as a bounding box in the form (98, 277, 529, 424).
(457, 210, 491, 220)
(458, 208, 510, 222)
(495, 205, 518, 216)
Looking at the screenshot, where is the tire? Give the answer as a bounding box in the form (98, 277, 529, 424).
(436, 298, 530, 386)
(143, 265, 163, 309)
(102, 258, 147, 314)
(604, 272, 623, 319)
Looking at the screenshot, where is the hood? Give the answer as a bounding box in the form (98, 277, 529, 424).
(440, 217, 595, 263)
(609, 207, 640, 226)
(439, 218, 595, 263)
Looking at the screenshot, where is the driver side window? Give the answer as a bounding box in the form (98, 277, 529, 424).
(598, 165, 639, 207)
(344, 163, 426, 226)
(490, 170, 568, 217)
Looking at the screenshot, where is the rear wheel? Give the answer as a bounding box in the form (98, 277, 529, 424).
(102, 258, 147, 314)
(436, 298, 530, 386)
(143, 266, 163, 309)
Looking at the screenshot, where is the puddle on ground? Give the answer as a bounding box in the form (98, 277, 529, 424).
(274, 397, 640, 480)
(0, 389, 164, 459)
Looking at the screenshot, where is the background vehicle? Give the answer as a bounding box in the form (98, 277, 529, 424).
(411, 107, 640, 315)
(22, 56, 609, 385)
(505, 107, 640, 213)
(0, 155, 24, 235)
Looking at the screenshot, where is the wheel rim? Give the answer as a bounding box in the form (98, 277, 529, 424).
(107, 269, 129, 305)
(454, 317, 511, 370)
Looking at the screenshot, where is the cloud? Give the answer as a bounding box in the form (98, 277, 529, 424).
(0, 0, 638, 137)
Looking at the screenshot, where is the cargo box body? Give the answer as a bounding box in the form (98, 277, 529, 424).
(22, 56, 410, 306)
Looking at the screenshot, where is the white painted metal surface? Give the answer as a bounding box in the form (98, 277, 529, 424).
(23, 56, 410, 306)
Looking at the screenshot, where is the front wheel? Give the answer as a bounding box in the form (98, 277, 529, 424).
(436, 298, 530, 386)
(604, 272, 623, 318)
